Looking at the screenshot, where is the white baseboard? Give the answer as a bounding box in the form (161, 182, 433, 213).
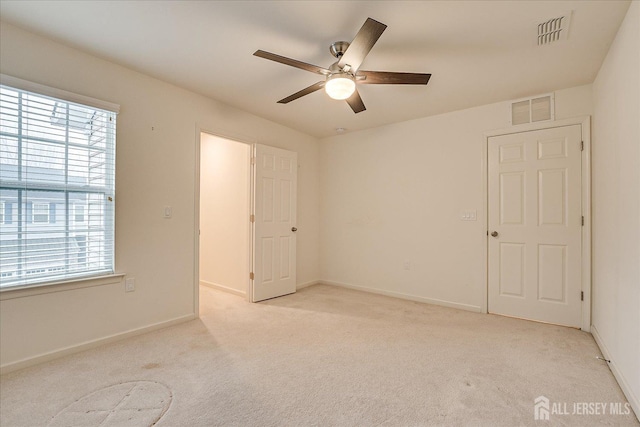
(200, 280, 246, 297)
(200, 279, 318, 296)
(297, 280, 321, 290)
(0, 313, 195, 375)
(320, 280, 482, 313)
(591, 325, 640, 422)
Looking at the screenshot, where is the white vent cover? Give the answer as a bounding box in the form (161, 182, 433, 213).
(510, 94, 555, 125)
(538, 12, 572, 45)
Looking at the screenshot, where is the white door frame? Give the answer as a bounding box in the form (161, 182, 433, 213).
(481, 116, 591, 331)
(194, 127, 256, 317)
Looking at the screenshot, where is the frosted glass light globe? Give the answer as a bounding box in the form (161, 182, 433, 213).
(325, 74, 356, 100)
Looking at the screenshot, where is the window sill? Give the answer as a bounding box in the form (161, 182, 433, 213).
(0, 273, 125, 301)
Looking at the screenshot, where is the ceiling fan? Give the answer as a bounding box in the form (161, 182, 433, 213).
(254, 18, 431, 113)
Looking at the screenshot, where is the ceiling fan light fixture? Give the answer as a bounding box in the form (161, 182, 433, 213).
(325, 73, 356, 100)
(255, 18, 430, 113)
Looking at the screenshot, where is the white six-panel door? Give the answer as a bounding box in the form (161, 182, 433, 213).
(252, 144, 297, 302)
(488, 125, 582, 327)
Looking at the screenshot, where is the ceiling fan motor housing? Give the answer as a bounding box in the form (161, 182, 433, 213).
(330, 41, 350, 59)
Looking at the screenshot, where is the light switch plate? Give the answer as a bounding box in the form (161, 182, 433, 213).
(163, 206, 172, 219)
(460, 210, 477, 221)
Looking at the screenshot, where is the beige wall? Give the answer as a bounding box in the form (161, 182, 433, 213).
(592, 1, 640, 416)
(319, 84, 593, 311)
(0, 22, 321, 369)
(199, 134, 250, 295)
(1, 10, 638, 419)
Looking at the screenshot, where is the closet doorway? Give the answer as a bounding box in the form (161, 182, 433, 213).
(198, 132, 251, 298)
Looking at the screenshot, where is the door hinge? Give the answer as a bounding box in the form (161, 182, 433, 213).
(581, 141, 584, 151)
(581, 291, 584, 301)
(250, 272, 254, 280)
(581, 216, 584, 226)
(250, 156, 256, 165)
(250, 214, 255, 223)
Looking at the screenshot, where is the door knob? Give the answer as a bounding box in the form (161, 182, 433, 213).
(491, 231, 499, 237)
(291, 227, 297, 232)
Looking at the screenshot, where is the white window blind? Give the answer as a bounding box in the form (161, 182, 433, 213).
(0, 83, 116, 288)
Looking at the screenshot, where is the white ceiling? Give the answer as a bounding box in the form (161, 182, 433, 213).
(0, 1, 630, 138)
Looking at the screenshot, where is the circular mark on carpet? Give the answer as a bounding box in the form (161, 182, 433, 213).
(47, 380, 172, 427)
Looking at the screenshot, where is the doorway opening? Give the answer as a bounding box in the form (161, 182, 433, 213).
(194, 133, 299, 313)
(198, 132, 251, 301)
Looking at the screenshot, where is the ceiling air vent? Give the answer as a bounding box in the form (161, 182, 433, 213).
(510, 94, 555, 126)
(537, 12, 572, 45)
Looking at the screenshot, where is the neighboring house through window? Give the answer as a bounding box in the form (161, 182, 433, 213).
(0, 78, 118, 288)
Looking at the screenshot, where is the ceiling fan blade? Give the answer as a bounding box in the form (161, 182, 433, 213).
(338, 18, 387, 73)
(358, 71, 431, 85)
(277, 81, 326, 104)
(346, 89, 366, 113)
(254, 50, 330, 75)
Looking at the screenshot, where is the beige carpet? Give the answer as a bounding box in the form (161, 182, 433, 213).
(0, 284, 637, 426)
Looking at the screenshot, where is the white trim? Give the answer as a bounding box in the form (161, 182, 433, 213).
(484, 116, 589, 138)
(297, 280, 321, 290)
(0, 273, 125, 300)
(0, 313, 194, 374)
(0, 74, 120, 113)
(321, 280, 482, 313)
(199, 280, 246, 297)
(250, 143, 256, 302)
(193, 127, 201, 318)
(592, 325, 640, 422)
(245, 143, 253, 302)
(481, 128, 489, 314)
(482, 116, 592, 331)
(580, 118, 592, 333)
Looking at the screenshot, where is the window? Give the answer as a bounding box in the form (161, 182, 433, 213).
(74, 204, 85, 223)
(0, 80, 117, 288)
(32, 202, 50, 223)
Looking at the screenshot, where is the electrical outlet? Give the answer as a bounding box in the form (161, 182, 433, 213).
(125, 278, 135, 292)
(163, 206, 172, 219)
(403, 260, 411, 270)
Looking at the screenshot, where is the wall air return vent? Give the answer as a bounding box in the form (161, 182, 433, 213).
(538, 12, 572, 45)
(510, 93, 555, 126)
